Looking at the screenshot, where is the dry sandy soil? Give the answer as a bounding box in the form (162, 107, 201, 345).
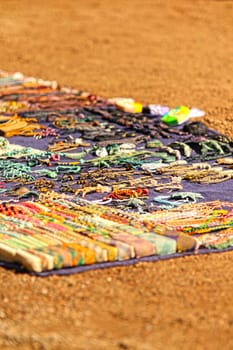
(0, 1, 233, 349)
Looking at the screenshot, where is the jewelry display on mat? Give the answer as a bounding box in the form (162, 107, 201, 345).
(0, 194, 232, 272)
(0, 70, 232, 274)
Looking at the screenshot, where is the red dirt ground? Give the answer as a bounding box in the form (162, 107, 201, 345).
(0, 1, 232, 349)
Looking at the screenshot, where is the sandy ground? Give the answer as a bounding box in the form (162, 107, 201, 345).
(0, 0, 233, 349)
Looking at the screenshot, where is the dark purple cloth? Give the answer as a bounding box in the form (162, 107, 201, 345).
(1, 246, 233, 276)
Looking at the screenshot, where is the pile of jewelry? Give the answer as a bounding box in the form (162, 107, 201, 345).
(0, 70, 232, 274)
(0, 193, 232, 272)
